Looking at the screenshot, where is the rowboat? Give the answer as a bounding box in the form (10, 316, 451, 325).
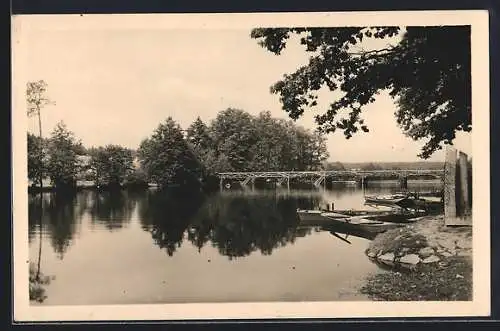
(296, 208, 420, 225)
(320, 214, 403, 233)
(296, 209, 343, 223)
(296, 209, 411, 232)
(364, 192, 443, 211)
(364, 194, 411, 207)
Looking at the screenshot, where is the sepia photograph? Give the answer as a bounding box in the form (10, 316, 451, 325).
(12, 10, 490, 321)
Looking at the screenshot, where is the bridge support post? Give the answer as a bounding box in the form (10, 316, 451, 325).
(287, 176, 290, 191)
(399, 175, 408, 190)
(219, 177, 223, 191)
(313, 175, 325, 189)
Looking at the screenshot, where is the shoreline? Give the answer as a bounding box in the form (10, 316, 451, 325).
(359, 215, 472, 301)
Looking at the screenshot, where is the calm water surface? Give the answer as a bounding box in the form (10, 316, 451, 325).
(28, 181, 441, 305)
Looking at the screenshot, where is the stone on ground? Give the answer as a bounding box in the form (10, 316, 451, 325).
(378, 252, 395, 266)
(418, 246, 435, 258)
(399, 254, 421, 265)
(422, 255, 440, 264)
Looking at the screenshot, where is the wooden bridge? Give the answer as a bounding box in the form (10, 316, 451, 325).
(216, 169, 444, 190)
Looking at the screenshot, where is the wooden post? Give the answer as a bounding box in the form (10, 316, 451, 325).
(458, 152, 471, 216)
(219, 177, 223, 191)
(399, 175, 408, 190)
(287, 176, 290, 191)
(444, 147, 457, 224)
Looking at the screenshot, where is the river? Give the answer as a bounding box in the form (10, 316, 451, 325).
(28, 180, 442, 305)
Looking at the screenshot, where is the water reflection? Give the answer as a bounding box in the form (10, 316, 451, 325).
(138, 189, 206, 256)
(27, 182, 444, 305)
(320, 224, 378, 241)
(28, 181, 442, 260)
(29, 192, 83, 259)
(138, 189, 322, 259)
(88, 190, 136, 231)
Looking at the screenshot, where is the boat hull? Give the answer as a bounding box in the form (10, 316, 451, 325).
(297, 210, 406, 232)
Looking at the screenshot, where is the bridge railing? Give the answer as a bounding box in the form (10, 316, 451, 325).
(216, 169, 444, 178)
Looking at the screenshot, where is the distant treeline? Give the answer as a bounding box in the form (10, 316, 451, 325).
(28, 108, 329, 192)
(324, 161, 444, 171)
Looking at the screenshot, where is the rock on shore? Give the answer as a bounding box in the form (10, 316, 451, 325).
(364, 215, 472, 270)
(360, 215, 473, 301)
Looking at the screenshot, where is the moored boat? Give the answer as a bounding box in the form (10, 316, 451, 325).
(297, 208, 421, 225)
(297, 208, 413, 232)
(364, 193, 410, 207)
(321, 215, 403, 233)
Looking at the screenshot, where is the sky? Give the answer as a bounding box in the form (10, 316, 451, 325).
(15, 15, 472, 163)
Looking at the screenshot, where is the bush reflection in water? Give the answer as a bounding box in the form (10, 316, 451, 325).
(139, 189, 322, 259)
(29, 190, 137, 258)
(29, 192, 82, 260)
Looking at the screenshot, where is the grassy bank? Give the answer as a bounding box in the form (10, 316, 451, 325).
(361, 256, 472, 301)
(361, 215, 472, 301)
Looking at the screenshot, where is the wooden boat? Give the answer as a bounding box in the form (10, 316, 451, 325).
(297, 209, 411, 232)
(364, 193, 410, 207)
(296, 209, 341, 223)
(297, 208, 421, 225)
(321, 215, 403, 233)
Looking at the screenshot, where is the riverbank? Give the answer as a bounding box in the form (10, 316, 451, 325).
(360, 215, 472, 301)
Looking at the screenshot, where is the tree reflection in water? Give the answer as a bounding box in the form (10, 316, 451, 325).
(88, 190, 136, 231)
(28, 194, 42, 244)
(138, 189, 322, 259)
(28, 192, 84, 260)
(138, 188, 206, 256)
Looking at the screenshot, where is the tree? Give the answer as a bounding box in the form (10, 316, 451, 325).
(186, 117, 213, 152)
(27, 133, 46, 186)
(251, 26, 471, 158)
(46, 122, 79, 190)
(290, 126, 328, 170)
(26, 80, 54, 188)
(138, 117, 203, 189)
(205, 108, 329, 172)
(201, 149, 233, 173)
(249, 111, 284, 171)
(90, 145, 134, 188)
(186, 117, 219, 176)
(210, 108, 258, 171)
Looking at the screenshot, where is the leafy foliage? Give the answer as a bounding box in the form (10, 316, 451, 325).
(186, 117, 213, 153)
(27, 133, 47, 185)
(138, 117, 203, 189)
(89, 145, 134, 187)
(26, 80, 54, 118)
(206, 108, 329, 172)
(46, 122, 79, 189)
(251, 26, 471, 158)
(209, 108, 258, 171)
(27, 80, 54, 188)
